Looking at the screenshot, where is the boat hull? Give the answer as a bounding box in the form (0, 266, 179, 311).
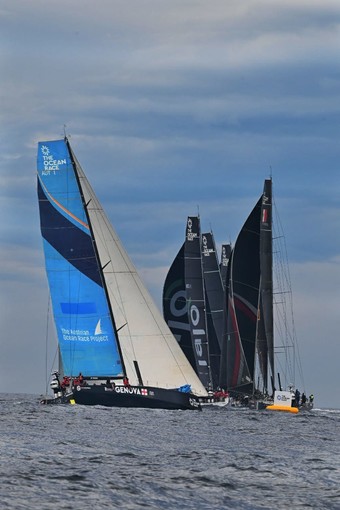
(266, 404, 299, 414)
(248, 399, 272, 410)
(41, 385, 201, 410)
(198, 396, 230, 407)
(40, 393, 74, 405)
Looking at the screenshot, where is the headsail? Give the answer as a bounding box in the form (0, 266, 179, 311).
(37, 138, 208, 397)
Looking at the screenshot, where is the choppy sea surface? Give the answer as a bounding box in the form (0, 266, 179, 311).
(0, 394, 339, 510)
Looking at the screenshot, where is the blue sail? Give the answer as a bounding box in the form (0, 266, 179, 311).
(37, 139, 124, 377)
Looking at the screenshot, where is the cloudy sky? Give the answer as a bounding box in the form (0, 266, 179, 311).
(1, 0, 340, 408)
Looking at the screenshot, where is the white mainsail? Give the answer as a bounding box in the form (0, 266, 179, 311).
(71, 148, 208, 397)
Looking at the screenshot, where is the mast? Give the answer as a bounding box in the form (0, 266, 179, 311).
(260, 179, 274, 390)
(65, 137, 127, 378)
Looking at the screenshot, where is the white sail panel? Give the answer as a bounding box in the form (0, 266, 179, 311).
(73, 153, 208, 397)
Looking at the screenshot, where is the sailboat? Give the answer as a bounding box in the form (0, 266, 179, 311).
(37, 137, 208, 410)
(163, 217, 229, 406)
(221, 179, 312, 412)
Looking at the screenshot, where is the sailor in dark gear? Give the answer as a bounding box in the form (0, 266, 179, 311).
(295, 389, 300, 407)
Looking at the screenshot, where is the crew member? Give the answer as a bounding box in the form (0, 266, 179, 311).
(295, 389, 300, 407)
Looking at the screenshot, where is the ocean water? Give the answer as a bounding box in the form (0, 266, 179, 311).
(0, 394, 339, 510)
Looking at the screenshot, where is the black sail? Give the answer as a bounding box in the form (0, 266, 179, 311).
(224, 196, 262, 393)
(201, 232, 224, 388)
(184, 217, 212, 389)
(259, 179, 274, 390)
(162, 243, 195, 369)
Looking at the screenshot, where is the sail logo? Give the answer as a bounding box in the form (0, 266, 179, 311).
(95, 319, 106, 335)
(189, 304, 208, 366)
(221, 246, 229, 266)
(167, 287, 191, 345)
(115, 386, 147, 396)
(186, 218, 197, 241)
(262, 208, 268, 223)
(222, 246, 226, 262)
(41, 145, 67, 175)
(277, 393, 289, 402)
(202, 235, 211, 257)
(61, 326, 109, 343)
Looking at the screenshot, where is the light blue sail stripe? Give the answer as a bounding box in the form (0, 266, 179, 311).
(60, 302, 97, 314)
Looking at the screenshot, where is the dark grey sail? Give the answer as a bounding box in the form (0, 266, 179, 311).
(201, 232, 224, 389)
(184, 217, 212, 389)
(162, 243, 195, 369)
(221, 196, 262, 394)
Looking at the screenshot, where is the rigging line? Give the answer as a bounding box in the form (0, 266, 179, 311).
(44, 293, 51, 395)
(273, 199, 306, 390)
(72, 260, 83, 376)
(50, 347, 59, 384)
